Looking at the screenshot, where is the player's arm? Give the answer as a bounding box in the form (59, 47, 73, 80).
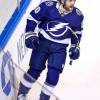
(69, 20, 84, 61)
(25, 2, 47, 49)
(71, 22, 83, 45)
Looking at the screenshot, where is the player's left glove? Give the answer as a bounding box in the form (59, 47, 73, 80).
(69, 44, 80, 60)
(25, 32, 39, 49)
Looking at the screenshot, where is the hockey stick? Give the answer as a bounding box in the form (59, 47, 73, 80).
(69, 59, 73, 65)
(0, 49, 60, 100)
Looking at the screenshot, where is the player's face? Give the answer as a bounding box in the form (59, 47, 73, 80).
(64, 0, 76, 11)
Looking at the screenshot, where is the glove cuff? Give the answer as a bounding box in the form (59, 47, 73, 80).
(25, 32, 38, 40)
(71, 44, 76, 48)
(70, 44, 80, 51)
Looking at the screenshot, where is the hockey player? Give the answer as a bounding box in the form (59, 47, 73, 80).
(18, 0, 84, 100)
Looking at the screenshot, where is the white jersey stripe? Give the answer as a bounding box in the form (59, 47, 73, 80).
(75, 31, 82, 34)
(40, 29, 70, 44)
(27, 14, 38, 23)
(41, 83, 55, 96)
(21, 77, 33, 88)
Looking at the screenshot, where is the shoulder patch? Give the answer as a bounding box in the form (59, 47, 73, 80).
(76, 9, 82, 16)
(45, 1, 54, 6)
(34, 6, 41, 14)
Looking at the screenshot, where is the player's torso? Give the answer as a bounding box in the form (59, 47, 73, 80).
(39, 1, 83, 44)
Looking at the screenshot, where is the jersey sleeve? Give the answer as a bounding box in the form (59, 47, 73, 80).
(71, 18, 84, 45)
(71, 7, 84, 45)
(25, 2, 48, 39)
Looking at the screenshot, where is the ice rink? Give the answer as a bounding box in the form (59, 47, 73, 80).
(54, 0, 100, 100)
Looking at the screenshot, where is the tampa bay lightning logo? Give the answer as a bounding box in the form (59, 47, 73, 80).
(0, 51, 12, 96)
(46, 21, 69, 37)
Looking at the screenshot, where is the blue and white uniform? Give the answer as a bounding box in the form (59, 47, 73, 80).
(26, 1, 84, 45)
(18, 1, 84, 99)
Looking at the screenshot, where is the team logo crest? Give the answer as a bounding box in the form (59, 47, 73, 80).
(45, 1, 54, 6)
(46, 21, 69, 37)
(76, 9, 82, 16)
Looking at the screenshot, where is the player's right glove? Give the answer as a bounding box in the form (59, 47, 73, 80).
(25, 32, 39, 49)
(69, 44, 80, 60)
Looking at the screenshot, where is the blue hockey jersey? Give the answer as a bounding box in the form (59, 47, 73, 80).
(25, 1, 84, 45)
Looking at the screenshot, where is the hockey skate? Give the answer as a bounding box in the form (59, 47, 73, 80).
(39, 91, 50, 100)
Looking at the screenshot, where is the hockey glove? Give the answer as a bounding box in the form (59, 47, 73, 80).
(69, 44, 80, 60)
(25, 35, 39, 49)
